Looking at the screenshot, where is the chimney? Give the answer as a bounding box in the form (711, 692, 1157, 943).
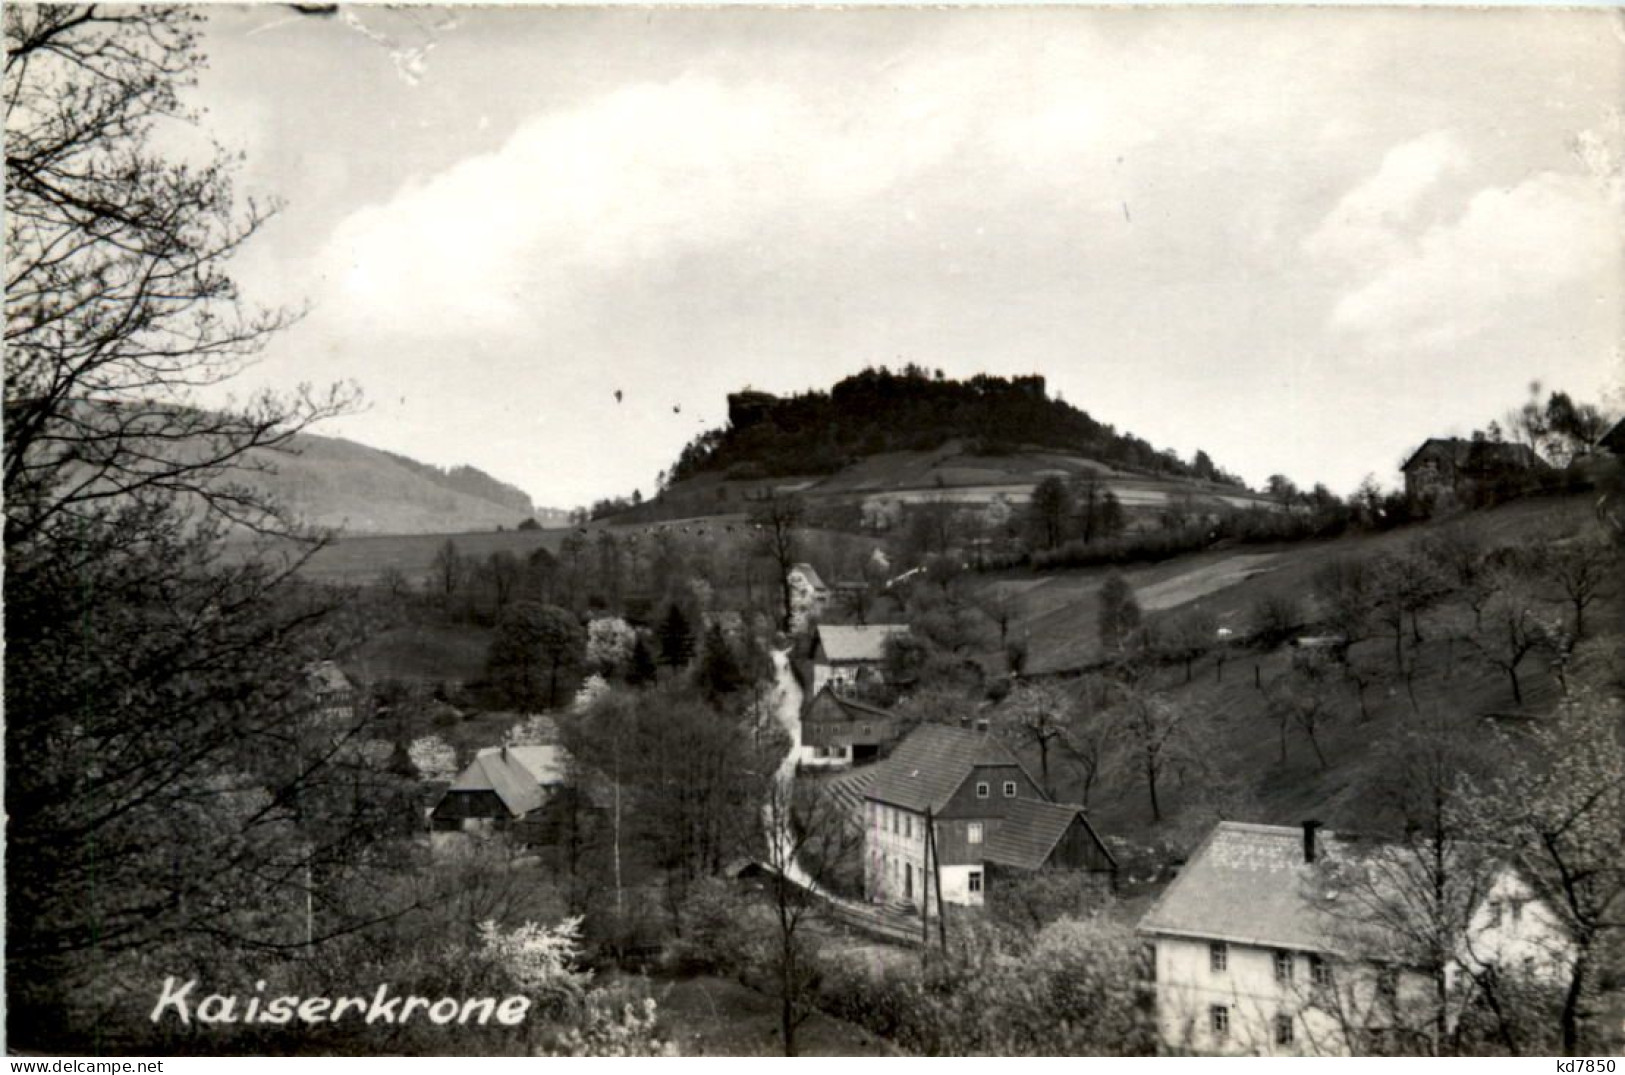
(1302, 819, 1323, 864)
(959, 716, 971, 729)
(975, 718, 990, 734)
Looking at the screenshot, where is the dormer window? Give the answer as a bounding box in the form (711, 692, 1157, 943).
(976, 782, 990, 799)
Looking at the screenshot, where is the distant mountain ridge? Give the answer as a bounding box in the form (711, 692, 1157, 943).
(240, 430, 562, 535)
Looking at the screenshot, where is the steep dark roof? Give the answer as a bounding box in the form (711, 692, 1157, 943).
(1602, 416, 1625, 455)
(804, 686, 893, 722)
(863, 722, 1022, 813)
(983, 798, 1116, 871)
(1401, 437, 1543, 473)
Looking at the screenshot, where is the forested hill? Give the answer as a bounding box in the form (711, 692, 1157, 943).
(669, 367, 1245, 485)
(236, 430, 557, 535)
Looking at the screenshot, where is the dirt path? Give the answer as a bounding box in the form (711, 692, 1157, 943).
(1135, 553, 1279, 612)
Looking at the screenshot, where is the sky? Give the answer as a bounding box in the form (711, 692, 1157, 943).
(190, 4, 1625, 508)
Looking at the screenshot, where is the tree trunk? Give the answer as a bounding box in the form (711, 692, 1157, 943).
(1146, 757, 1161, 822)
(1560, 951, 1587, 1056)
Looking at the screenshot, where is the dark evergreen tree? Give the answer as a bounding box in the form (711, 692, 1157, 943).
(628, 633, 659, 686)
(697, 624, 747, 700)
(658, 603, 696, 668)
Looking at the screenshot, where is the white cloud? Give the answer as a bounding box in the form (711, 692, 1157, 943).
(317, 78, 804, 332)
(1327, 171, 1621, 352)
(1303, 130, 1468, 264)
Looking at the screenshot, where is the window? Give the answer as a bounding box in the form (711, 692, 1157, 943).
(1377, 967, 1398, 1001)
(904, 815, 912, 839)
(1210, 1005, 1230, 1038)
(1274, 1014, 1294, 1046)
(976, 782, 990, 799)
(967, 822, 984, 845)
(1210, 942, 1228, 972)
(1003, 781, 1017, 797)
(1309, 955, 1332, 988)
(968, 870, 983, 894)
(1487, 899, 1503, 927)
(1274, 950, 1294, 984)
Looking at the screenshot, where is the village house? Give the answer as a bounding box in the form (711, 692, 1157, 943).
(429, 744, 568, 834)
(1137, 821, 1572, 1056)
(811, 623, 911, 696)
(796, 686, 897, 769)
(1401, 437, 1545, 510)
(305, 660, 358, 726)
(786, 562, 830, 633)
(862, 722, 1116, 911)
(1602, 415, 1625, 456)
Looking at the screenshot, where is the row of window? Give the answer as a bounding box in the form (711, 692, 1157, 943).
(1209, 942, 1332, 987)
(1208, 1006, 1295, 1047)
(873, 810, 989, 847)
(873, 804, 917, 839)
(975, 780, 1019, 799)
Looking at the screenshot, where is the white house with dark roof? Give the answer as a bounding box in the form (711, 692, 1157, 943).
(811, 623, 910, 696)
(862, 722, 1115, 911)
(786, 562, 830, 633)
(1138, 820, 1572, 1056)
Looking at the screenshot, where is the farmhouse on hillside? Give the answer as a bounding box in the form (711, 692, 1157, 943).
(1401, 437, 1545, 510)
(811, 623, 911, 697)
(430, 744, 569, 834)
(1601, 415, 1625, 455)
(862, 722, 1116, 911)
(1137, 821, 1572, 1056)
(797, 686, 897, 769)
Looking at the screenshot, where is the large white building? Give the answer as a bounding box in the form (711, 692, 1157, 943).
(1138, 821, 1572, 1056)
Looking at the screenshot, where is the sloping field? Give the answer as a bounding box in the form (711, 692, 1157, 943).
(1136, 553, 1280, 612)
(999, 494, 1597, 675)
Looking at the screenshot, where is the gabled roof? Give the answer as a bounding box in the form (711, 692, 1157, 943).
(863, 722, 1023, 814)
(983, 798, 1117, 872)
(1139, 822, 1333, 949)
(447, 750, 548, 818)
(816, 624, 910, 664)
(306, 660, 353, 695)
(479, 744, 567, 786)
(1401, 437, 1543, 474)
(1602, 416, 1625, 454)
(805, 686, 893, 723)
(1137, 821, 1562, 961)
(789, 562, 827, 591)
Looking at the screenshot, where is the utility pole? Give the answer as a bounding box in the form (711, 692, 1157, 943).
(928, 809, 947, 953)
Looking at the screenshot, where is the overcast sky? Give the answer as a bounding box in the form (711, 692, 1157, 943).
(194, 5, 1625, 509)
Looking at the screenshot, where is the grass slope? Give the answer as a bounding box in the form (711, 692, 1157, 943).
(976, 495, 1608, 849)
(239, 431, 547, 535)
(626, 439, 1272, 527)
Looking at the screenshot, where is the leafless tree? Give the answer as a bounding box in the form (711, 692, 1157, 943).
(750, 488, 806, 633)
(5, 7, 403, 1036)
(756, 780, 862, 1056)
